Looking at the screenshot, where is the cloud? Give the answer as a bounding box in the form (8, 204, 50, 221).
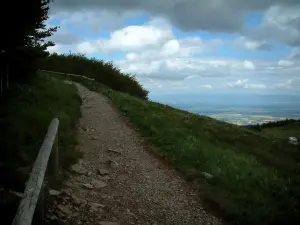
(184, 75, 196, 80)
(228, 79, 267, 89)
(201, 84, 212, 89)
(77, 42, 96, 54)
(48, 28, 81, 45)
(275, 76, 300, 88)
(228, 79, 249, 88)
(72, 18, 224, 56)
(248, 84, 267, 89)
(278, 60, 294, 67)
(246, 5, 300, 46)
(104, 23, 173, 51)
(74, 21, 173, 53)
(47, 45, 62, 54)
(47, 44, 75, 54)
(117, 57, 234, 81)
(243, 60, 256, 70)
(51, 0, 299, 35)
(46, 2, 300, 93)
(233, 36, 272, 51)
(289, 47, 300, 61)
(49, 10, 134, 33)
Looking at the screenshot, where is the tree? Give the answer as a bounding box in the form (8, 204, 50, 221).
(0, 0, 56, 83)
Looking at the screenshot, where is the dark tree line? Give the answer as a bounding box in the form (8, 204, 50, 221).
(41, 53, 149, 99)
(0, 0, 56, 87)
(247, 118, 300, 131)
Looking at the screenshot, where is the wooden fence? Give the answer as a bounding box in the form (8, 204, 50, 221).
(38, 69, 95, 81)
(12, 118, 60, 225)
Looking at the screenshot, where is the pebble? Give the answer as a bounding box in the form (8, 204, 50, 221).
(91, 179, 107, 188)
(83, 183, 94, 189)
(57, 204, 72, 215)
(49, 189, 61, 196)
(98, 168, 109, 176)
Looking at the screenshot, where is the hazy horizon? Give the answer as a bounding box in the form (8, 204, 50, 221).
(150, 92, 300, 125)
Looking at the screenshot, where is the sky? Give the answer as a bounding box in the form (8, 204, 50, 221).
(47, 0, 300, 96)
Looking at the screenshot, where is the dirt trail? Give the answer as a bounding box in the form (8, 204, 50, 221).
(45, 83, 222, 225)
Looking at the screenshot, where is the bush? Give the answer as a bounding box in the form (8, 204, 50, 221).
(41, 53, 149, 99)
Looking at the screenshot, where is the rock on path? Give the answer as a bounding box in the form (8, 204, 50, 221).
(45, 83, 223, 225)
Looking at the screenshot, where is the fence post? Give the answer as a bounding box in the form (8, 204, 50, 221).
(52, 133, 59, 178)
(6, 64, 9, 89)
(1, 75, 2, 93)
(12, 118, 59, 225)
(33, 182, 44, 225)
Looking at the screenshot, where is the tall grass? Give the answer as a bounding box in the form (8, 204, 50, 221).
(41, 53, 149, 99)
(77, 79, 300, 225)
(0, 73, 82, 189)
(0, 73, 82, 224)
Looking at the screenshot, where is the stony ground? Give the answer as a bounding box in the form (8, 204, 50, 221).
(45, 83, 223, 225)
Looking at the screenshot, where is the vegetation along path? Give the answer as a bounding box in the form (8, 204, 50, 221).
(45, 82, 222, 225)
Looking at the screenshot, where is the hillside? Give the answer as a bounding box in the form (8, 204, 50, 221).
(263, 122, 300, 139)
(44, 82, 222, 225)
(0, 74, 82, 224)
(65, 75, 300, 225)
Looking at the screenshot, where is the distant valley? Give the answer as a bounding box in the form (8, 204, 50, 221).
(151, 93, 300, 125)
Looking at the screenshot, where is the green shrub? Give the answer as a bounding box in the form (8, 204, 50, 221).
(41, 53, 149, 99)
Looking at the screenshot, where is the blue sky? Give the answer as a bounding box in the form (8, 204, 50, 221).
(47, 0, 300, 96)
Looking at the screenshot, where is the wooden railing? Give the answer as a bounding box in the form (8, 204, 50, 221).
(12, 118, 60, 225)
(38, 69, 95, 81)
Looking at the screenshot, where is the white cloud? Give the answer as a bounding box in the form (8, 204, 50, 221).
(47, 45, 61, 54)
(74, 25, 223, 57)
(68, 20, 174, 55)
(184, 75, 196, 80)
(278, 60, 294, 67)
(77, 41, 97, 54)
(234, 36, 272, 51)
(201, 84, 212, 89)
(243, 60, 255, 70)
(228, 79, 249, 88)
(248, 84, 267, 89)
(160, 39, 181, 57)
(275, 76, 300, 88)
(47, 44, 74, 54)
(125, 52, 138, 61)
(75, 23, 173, 53)
(106, 24, 173, 51)
(228, 79, 267, 89)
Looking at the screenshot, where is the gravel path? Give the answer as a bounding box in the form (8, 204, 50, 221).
(45, 83, 223, 225)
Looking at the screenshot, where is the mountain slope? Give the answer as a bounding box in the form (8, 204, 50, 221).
(52, 73, 300, 225)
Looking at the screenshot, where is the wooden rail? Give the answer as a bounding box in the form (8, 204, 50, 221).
(38, 69, 95, 81)
(12, 118, 60, 225)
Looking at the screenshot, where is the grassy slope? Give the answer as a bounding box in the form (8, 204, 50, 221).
(0, 73, 82, 224)
(263, 122, 300, 139)
(0, 73, 82, 188)
(75, 78, 300, 225)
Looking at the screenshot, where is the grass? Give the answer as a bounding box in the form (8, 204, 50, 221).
(0, 73, 82, 223)
(73, 77, 300, 225)
(263, 122, 300, 139)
